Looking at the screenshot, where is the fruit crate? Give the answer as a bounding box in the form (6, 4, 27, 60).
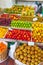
(33, 16, 43, 22)
(9, 42, 43, 65)
(0, 22, 43, 44)
(10, 20, 32, 30)
(5, 29, 31, 42)
(20, 16, 43, 22)
(0, 14, 43, 44)
(32, 22, 43, 44)
(20, 16, 34, 21)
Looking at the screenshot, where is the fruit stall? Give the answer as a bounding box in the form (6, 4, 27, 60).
(0, 1, 43, 65)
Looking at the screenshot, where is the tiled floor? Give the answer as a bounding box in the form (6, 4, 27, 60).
(0, 57, 15, 65)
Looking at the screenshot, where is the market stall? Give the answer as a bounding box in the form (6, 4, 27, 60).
(0, 1, 43, 65)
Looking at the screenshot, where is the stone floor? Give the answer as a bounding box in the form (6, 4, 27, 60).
(0, 57, 15, 65)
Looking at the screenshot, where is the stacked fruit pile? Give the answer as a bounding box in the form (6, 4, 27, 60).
(4, 5, 24, 14)
(20, 16, 34, 21)
(3, 5, 34, 16)
(0, 14, 9, 18)
(0, 18, 11, 26)
(5, 29, 31, 41)
(0, 14, 20, 26)
(0, 14, 20, 19)
(32, 22, 43, 43)
(0, 27, 8, 38)
(11, 20, 32, 29)
(37, 17, 43, 22)
(14, 43, 43, 65)
(9, 14, 20, 20)
(22, 6, 34, 16)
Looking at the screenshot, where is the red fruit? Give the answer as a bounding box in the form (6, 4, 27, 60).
(28, 37, 31, 41)
(5, 29, 31, 41)
(1, 14, 9, 18)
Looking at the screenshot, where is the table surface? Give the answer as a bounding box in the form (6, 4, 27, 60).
(0, 57, 15, 65)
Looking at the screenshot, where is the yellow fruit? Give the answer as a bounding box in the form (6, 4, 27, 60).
(35, 55, 38, 58)
(32, 22, 43, 43)
(27, 58, 31, 62)
(22, 60, 26, 64)
(27, 54, 30, 58)
(23, 49, 27, 53)
(18, 58, 22, 62)
(19, 51, 23, 54)
(0, 27, 8, 38)
(20, 55, 23, 59)
(16, 52, 20, 56)
(24, 57, 27, 61)
(35, 62, 38, 65)
(20, 46, 24, 50)
(14, 44, 43, 65)
(16, 48, 20, 52)
(23, 53, 27, 56)
(31, 55, 35, 59)
(35, 58, 38, 62)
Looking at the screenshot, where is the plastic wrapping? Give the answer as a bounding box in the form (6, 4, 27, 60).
(0, 41, 8, 63)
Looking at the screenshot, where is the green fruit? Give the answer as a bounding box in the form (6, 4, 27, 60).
(11, 20, 32, 29)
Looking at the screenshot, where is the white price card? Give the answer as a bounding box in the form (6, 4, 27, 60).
(33, 18, 38, 21)
(28, 42, 34, 46)
(9, 27, 12, 30)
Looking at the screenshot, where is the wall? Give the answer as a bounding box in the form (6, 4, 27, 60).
(0, 0, 15, 8)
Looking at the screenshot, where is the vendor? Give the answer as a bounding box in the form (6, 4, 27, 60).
(36, 2, 42, 14)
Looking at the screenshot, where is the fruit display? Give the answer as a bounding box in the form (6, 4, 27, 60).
(32, 22, 43, 43)
(14, 43, 43, 65)
(32, 22, 43, 30)
(0, 14, 20, 20)
(0, 2, 43, 65)
(0, 17, 11, 26)
(21, 6, 34, 16)
(3, 5, 24, 14)
(0, 14, 20, 26)
(9, 14, 20, 20)
(20, 16, 34, 21)
(36, 17, 43, 22)
(0, 14, 9, 18)
(5, 29, 31, 41)
(11, 20, 32, 29)
(0, 27, 8, 38)
(3, 5, 34, 16)
(0, 41, 8, 61)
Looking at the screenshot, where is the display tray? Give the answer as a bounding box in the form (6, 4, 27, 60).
(9, 42, 43, 65)
(20, 16, 34, 21)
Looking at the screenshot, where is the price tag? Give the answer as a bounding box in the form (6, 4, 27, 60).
(9, 27, 12, 30)
(33, 18, 38, 21)
(28, 42, 34, 46)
